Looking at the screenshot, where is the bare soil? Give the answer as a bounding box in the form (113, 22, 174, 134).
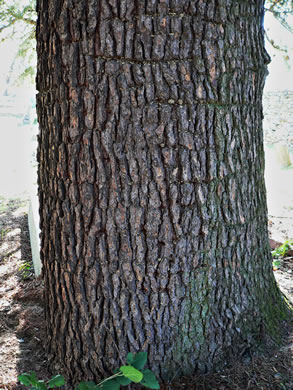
(0, 197, 50, 390)
(0, 197, 292, 390)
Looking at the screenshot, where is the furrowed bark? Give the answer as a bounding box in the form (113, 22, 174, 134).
(36, 0, 286, 383)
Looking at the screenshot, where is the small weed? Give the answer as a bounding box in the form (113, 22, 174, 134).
(272, 240, 293, 258)
(19, 261, 33, 279)
(19, 352, 160, 390)
(0, 228, 10, 240)
(272, 259, 281, 270)
(18, 372, 65, 389)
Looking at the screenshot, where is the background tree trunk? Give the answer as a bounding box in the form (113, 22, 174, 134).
(36, 0, 286, 383)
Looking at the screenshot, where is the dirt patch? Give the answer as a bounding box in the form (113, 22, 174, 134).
(269, 215, 293, 306)
(0, 197, 49, 389)
(0, 197, 292, 390)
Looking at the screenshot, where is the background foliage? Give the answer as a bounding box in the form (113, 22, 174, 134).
(0, 0, 36, 83)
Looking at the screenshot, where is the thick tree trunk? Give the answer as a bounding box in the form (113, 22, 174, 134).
(36, 0, 286, 384)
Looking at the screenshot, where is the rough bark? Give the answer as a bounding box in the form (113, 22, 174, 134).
(36, 0, 286, 384)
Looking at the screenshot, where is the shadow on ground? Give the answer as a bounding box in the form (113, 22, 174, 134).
(0, 197, 50, 389)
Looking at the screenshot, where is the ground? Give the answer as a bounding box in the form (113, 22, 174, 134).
(0, 197, 49, 390)
(0, 197, 292, 390)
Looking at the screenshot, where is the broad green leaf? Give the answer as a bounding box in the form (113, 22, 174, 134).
(126, 353, 134, 365)
(120, 366, 143, 383)
(77, 381, 98, 390)
(30, 371, 38, 386)
(116, 375, 131, 386)
(30, 387, 39, 390)
(141, 370, 160, 389)
(131, 352, 148, 370)
(99, 378, 120, 390)
(18, 373, 32, 386)
(76, 382, 87, 390)
(48, 375, 65, 388)
(36, 380, 47, 390)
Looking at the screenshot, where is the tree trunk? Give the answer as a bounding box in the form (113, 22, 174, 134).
(36, 0, 286, 384)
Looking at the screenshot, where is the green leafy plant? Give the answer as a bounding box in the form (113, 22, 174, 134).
(272, 259, 281, 270)
(18, 372, 65, 389)
(77, 352, 159, 389)
(19, 352, 160, 390)
(0, 227, 10, 240)
(19, 261, 33, 279)
(272, 239, 293, 258)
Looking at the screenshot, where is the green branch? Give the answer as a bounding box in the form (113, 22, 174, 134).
(0, 18, 17, 33)
(264, 30, 288, 53)
(21, 17, 36, 26)
(6, 7, 36, 26)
